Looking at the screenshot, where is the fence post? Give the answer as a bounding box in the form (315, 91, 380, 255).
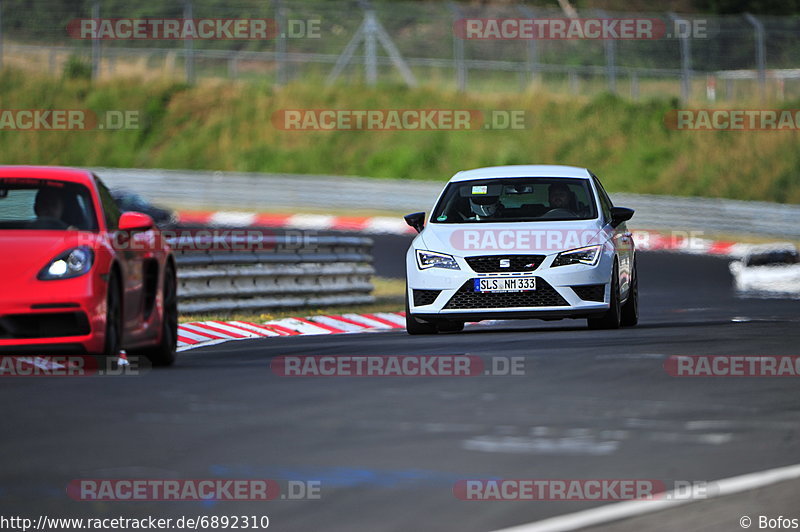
(91, 1, 100, 80)
(597, 10, 616, 94)
(0, 0, 4, 71)
(744, 13, 766, 102)
(448, 2, 466, 92)
(517, 5, 538, 85)
(184, 0, 195, 85)
(275, 0, 288, 85)
(364, 10, 377, 85)
(669, 13, 692, 102)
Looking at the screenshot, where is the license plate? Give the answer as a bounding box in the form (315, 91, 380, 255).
(474, 277, 536, 293)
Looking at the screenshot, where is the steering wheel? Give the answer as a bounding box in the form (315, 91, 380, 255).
(541, 208, 576, 219)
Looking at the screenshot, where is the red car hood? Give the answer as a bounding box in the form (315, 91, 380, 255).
(0, 230, 101, 284)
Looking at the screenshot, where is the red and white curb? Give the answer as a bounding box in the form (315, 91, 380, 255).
(177, 210, 415, 235)
(178, 312, 407, 351)
(176, 210, 754, 258)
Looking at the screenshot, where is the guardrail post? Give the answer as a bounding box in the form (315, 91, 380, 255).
(669, 12, 692, 102)
(744, 13, 766, 102)
(184, 0, 195, 85)
(91, 1, 100, 80)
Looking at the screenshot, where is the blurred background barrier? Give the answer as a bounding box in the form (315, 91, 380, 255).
(97, 168, 800, 239)
(168, 233, 375, 313)
(5, 0, 800, 101)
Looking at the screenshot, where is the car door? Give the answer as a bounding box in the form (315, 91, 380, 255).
(592, 174, 633, 298)
(94, 176, 147, 340)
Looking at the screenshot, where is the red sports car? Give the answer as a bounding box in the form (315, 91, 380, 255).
(0, 166, 178, 366)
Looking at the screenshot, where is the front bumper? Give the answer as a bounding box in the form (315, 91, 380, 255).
(0, 276, 106, 355)
(406, 250, 612, 322)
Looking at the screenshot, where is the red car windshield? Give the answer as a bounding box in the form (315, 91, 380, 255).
(0, 178, 98, 231)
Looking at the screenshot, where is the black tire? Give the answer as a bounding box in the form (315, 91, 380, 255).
(621, 260, 639, 327)
(587, 261, 622, 330)
(131, 264, 178, 367)
(437, 321, 464, 333)
(101, 272, 122, 358)
(405, 290, 438, 335)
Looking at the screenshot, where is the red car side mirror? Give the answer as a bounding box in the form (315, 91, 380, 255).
(118, 211, 155, 231)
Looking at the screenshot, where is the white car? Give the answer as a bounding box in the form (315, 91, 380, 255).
(729, 243, 800, 295)
(404, 165, 638, 334)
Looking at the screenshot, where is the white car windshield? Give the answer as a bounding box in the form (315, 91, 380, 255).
(431, 177, 597, 223)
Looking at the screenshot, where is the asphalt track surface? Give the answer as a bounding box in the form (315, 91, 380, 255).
(2, 241, 800, 532)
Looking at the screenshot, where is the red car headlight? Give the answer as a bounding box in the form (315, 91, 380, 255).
(38, 246, 95, 280)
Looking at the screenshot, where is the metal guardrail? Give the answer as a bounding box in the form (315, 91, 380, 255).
(97, 168, 800, 239)
(169, 233, 375, 314)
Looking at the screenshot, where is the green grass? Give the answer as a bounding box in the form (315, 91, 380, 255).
(1, 70, 800, 203)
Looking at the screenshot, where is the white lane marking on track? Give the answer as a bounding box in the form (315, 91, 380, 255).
(488, 462, 800, 532)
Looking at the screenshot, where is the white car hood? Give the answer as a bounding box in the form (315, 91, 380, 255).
(418, 219, 610, 257)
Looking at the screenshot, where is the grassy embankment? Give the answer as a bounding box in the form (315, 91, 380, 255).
(1, 70, 799, 203)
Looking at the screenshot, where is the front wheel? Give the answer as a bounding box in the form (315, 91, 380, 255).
(621, 261, 639, 327)
(101, 272, 122, 358)
(587, 262, 621, 330)
(131, 265, 178, 366)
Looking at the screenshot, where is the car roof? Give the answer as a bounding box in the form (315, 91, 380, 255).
(0, 166, 95, 185)
(450, 165, 592, 182)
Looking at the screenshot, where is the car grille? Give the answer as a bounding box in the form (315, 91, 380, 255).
(443, 278, 568, 309)
(465, 255, 545, 273)
(0, 312, 90, 339)
(572, 284, 606, 302)
(413, 289, 441, 306)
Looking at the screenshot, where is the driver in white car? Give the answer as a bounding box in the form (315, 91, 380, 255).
(548, 182, 574, 212)
(468, 194, 505, 220)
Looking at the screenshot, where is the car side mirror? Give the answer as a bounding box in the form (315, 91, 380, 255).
(119, 211, 155, 231)
(610, 207, 634, 228)
(404, 212, 425, 233)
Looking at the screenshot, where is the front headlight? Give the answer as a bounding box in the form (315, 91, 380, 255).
(38, 247, 94, 280)
(552, 245, 602, 267)
(416, 250, 460, 270)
